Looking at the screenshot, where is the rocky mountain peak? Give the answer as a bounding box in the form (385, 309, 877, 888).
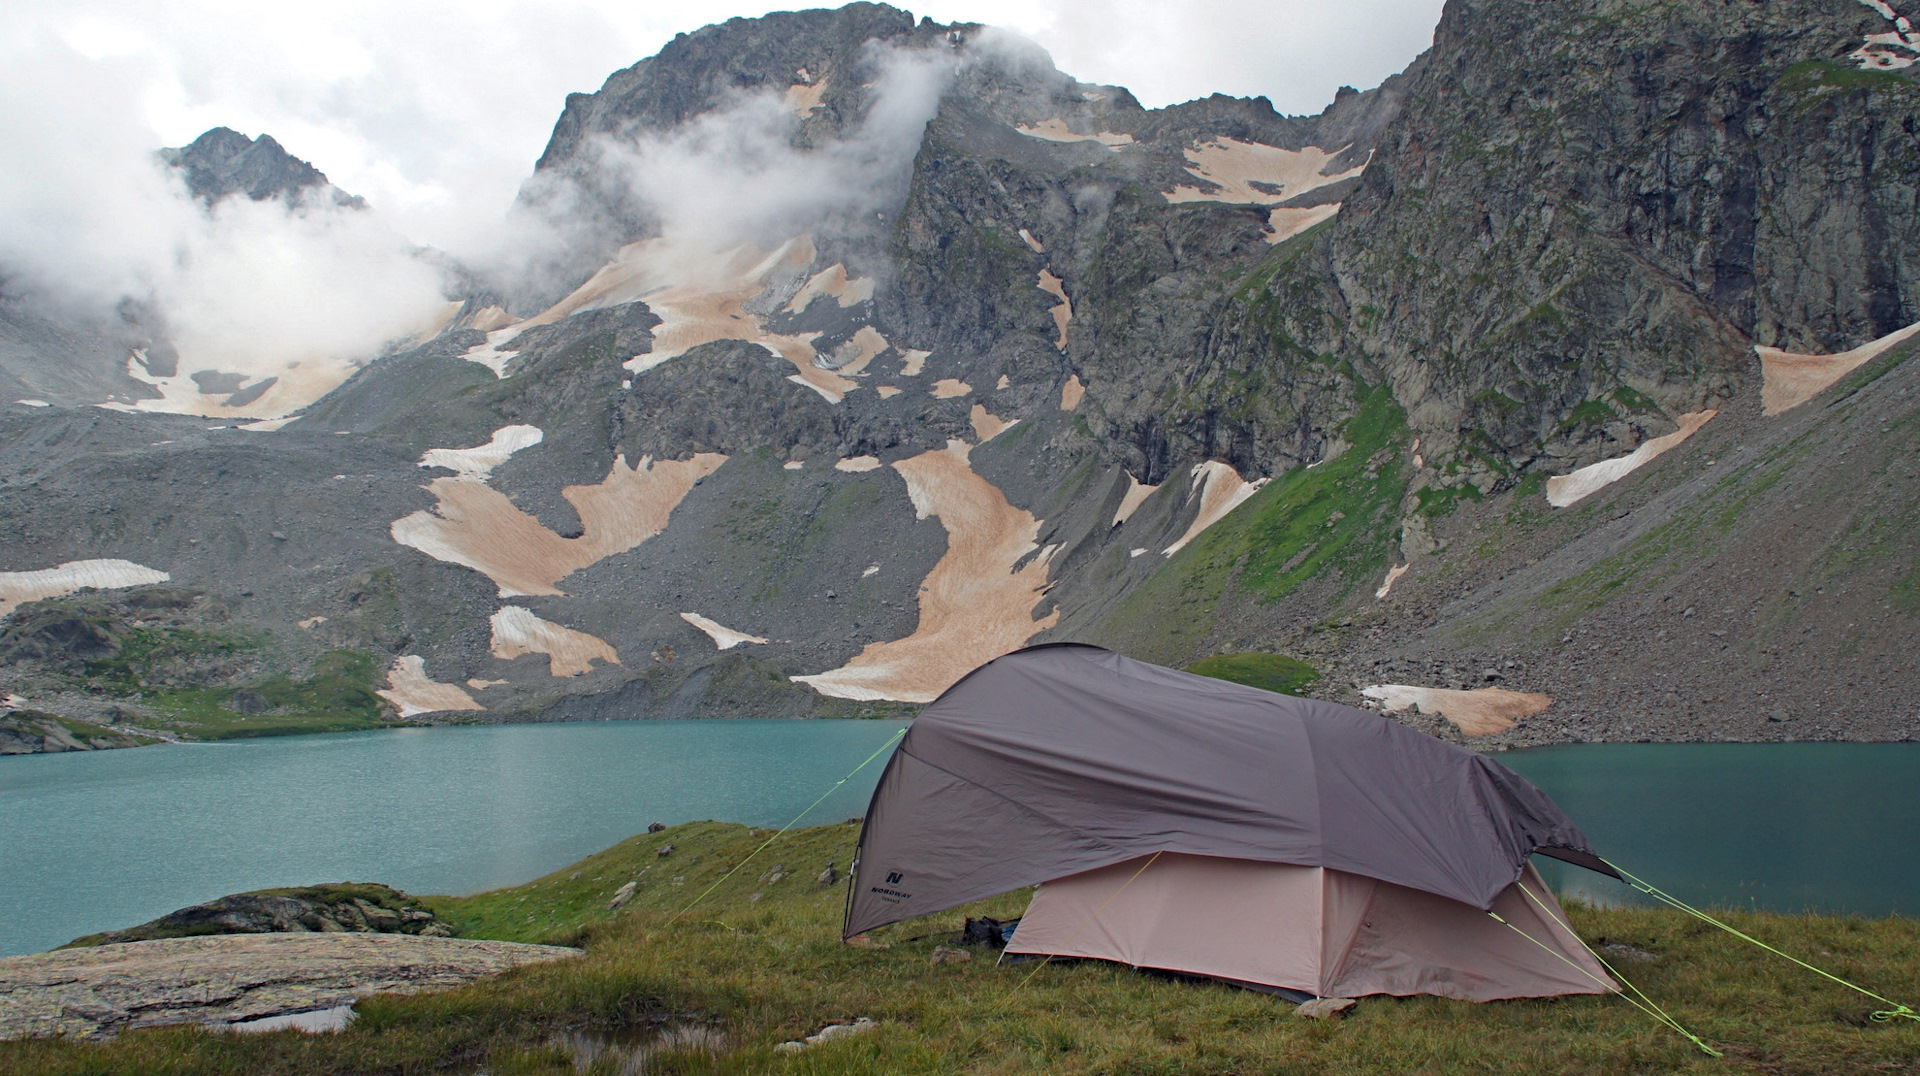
(158, 127, 363, 208)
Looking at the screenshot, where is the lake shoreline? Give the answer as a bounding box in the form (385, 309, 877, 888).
(6, 724, 1916, 958)
(10, 703, 1920, 761)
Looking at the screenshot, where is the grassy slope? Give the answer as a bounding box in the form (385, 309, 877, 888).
(1092, 379, 1409, 665)
(1438, 338, 1920, 656)
(7, 822, 1919, 1075)
(82, 631, 391, 740)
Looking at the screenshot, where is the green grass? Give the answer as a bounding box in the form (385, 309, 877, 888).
(1555, 397, 1618, 434)
(1185, 652, 1321, 696)
(96, 645, 390, 740)
(83, 626, 251, 685)
(7, 821, 1918, 1074)
(1892, 559, 1920, 617)
(1416, 481, 1484, 517)
(1835, 338, 1918, 401)
(1094, 381, 1409, 662)
(1777, 59, 1920, 96)
(1610, 386, 1660, 414)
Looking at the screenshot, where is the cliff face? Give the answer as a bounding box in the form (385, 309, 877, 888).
(1290, 0, 1920, 478)
(1, 0, 1916, 747)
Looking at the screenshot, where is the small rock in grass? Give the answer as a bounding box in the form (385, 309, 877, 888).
(648, 822, 667, 833)
(1595, 938, 1659, 962)
(817, 863, 838, 886)
(609, 882, 636, 910)
(657, 844, 675, 858)
(930, 945, 971, 965)
(773, 1017, 878, 1053)
(1296, 997, 1357, 1019)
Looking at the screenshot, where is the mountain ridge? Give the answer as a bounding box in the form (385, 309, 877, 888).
(1, 0, 1916, 748)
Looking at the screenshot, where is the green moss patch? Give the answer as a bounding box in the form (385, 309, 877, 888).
(1184, 652, 1320, 696)
(1777, 59, 1920, 96)
(102, 645, 389, 740)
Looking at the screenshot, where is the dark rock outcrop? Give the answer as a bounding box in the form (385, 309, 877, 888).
(0, 711, 146, 754)
(158, 127, 363, 208)
(66, 884, 452, 948)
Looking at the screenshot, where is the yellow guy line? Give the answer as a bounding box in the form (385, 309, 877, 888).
(1499, 879, 1721, 1057)
(1602, 858, 1918, 1023)
(670, 727, 906, 924)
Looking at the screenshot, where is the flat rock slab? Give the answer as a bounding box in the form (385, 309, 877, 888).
(0, 933, 581, 1040)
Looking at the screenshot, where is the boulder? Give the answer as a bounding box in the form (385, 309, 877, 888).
(1295, 997, 1358, 1020)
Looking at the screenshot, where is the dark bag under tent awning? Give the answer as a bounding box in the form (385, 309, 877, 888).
(844, 643, 1613, 939)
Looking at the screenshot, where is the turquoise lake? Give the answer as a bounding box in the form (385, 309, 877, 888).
(0, 720, 906, 956)
(1, 725, 1914, 957)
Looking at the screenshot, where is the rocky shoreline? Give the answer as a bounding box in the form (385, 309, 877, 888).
(0, 934, 580, 1040)
(0, 710, 158, 755)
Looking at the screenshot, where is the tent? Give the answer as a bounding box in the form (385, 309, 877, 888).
(843, 644, 1619, 1000)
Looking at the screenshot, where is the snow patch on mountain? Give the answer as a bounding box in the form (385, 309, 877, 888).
(1375, 563, 1410, 600)
(377, 656, 484, 717)
(1036, 270, 1072, 351)
(391, 431, 725, 596)
(1545, 411, 1716, 508)
(0, 560, 171, 618)
(1266, 204, 1342, 244)
(1164, 461, 1268, 556)
(1852, 0, 1920, 68)
(1361, 684, 1552, 737)
(490, 606, 619, 676)
(1757, 320, 1920, 415)
(680, 612, 768, 650)
(785, 264, 874, 312)
(418, 425, 543, 480)
(795, 440, 1059, 703)
(1014, 119, 1133, 147)
(1111, 474, 1157, 527)
(1164, 140, 1364, 206)
(969, 404, 1018, 442)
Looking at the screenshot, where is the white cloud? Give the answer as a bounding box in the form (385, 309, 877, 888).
(919, 0, 1443, 112)
(584, 41, 956, 252)
(0, 33, 448, 411)
(6, 1, 1441, 255)
(0, 0, 1441, 399)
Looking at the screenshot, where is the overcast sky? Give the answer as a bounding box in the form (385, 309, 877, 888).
(7, 0, 1442, 252)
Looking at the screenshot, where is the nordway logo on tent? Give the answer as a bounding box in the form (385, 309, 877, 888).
(869, 870, 912, 904)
